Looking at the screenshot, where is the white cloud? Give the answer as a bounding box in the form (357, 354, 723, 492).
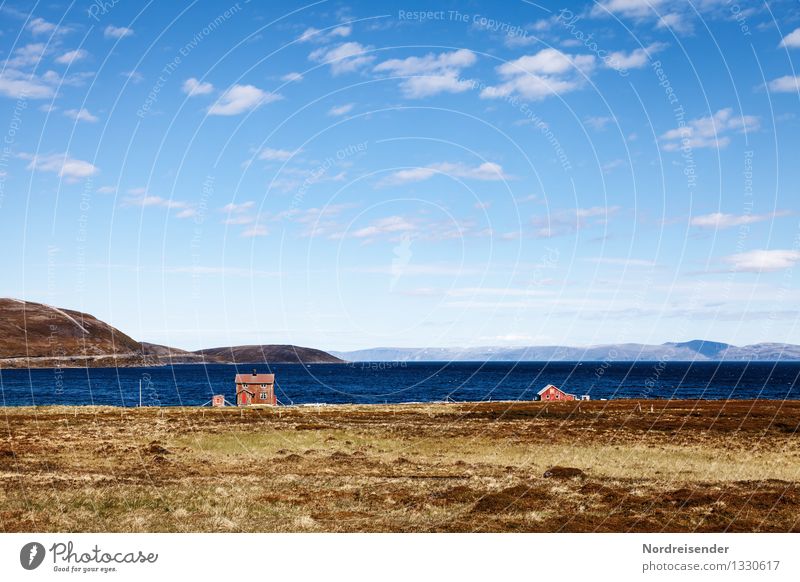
(593, 0, 666, 18)
(182, 77, 214, 96)
(241, 224, 268, 237)
(447, 287, 551, 298)
(531, 206, 620, 238)
(588, 257, 657, 268)
(373, 50, 478, 98)
(691, 211, 790, 229)
(22, 152, 99, 181)
(124, 194, 186, 209)
(122, 70, 144, 84)
(660, 108, 759, 151)
(55, 49, 89, 65)
(258, 147, 300, 161)
(27, 17, 58, 35)
(604, 42, 667, 70)
(585, 115, 614, 130)
(724, 250, 800, 272)
(96, 186, 116, 194)
(601, 159, 625, 173)
(380, 161, 509, 186)
(481, 48, 594, 101)
(595, 0, 751, 35)
(330, 25, 352, 38)
(105, 25, 134, 39)
(498, 49, 594, 76)
(122, 189, 196, 218)
(656, 13, 692, 34)
(374, 48, 476, 76)
(224, 215, 256, 225)
(64, 108, 98, 123)
(208, 84, 281, 116)
(348, 216, 416, 239)
(779, 27, 800, 48)
(309, 42, 374, 75)
(6, 43, 47, 68)
(0, 70, 54, 99)
(400, 74, 475, 98)
(221, 201, 255, 213)
(767, 75, 800, 93)
(281, 72, 303, 82)
(298, 25, 351, 43)
(328, 103, 354, 116)
(298, 27, 323, 42)
(40, 70, 94, 87)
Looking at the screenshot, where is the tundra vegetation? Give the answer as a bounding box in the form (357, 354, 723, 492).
(1, 400, 798, 532)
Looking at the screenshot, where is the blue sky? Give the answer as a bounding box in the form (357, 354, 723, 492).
(1, 0, 799, 351)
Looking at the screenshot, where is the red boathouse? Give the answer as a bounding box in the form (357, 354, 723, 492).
(235, 370, 277, 406)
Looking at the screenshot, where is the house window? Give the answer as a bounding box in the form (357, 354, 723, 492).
(260, 392, 267, 399)
(261, 384, 266, 388)
(546, 394, 550, 400)
(241, 384, 248, 389)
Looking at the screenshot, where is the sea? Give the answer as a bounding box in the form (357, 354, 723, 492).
(1, 361, 799, 406)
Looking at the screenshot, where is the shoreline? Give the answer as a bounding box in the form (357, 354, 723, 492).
(1, 396, 800, 410)
(3, 358, 800, 370)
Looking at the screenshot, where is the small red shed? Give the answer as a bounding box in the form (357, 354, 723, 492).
(536, 384, 577, 402)
(235, 370, 277, 406)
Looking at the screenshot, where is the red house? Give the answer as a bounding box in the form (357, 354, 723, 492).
(536, 384, 577, 401)
(235, 370, 276, 406)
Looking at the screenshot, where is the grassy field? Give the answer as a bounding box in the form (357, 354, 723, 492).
(1, 400, 799, 532)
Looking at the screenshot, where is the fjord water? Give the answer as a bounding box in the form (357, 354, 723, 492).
(1, 361, 799, 406)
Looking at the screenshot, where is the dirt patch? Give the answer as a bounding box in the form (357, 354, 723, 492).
(429, 485, 480, 505)
(471, 484, 545, 514)
(663, 487, 721, 508)
(544, 466, 584, 479)
(145, 442, 171, 455)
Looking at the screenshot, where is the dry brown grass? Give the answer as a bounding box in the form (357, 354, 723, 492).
(1, 399, 799, 532)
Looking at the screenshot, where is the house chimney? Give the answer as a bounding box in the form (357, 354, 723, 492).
(252, 368, 257, 376)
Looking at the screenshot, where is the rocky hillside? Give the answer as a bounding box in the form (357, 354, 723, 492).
(0, 298, 344, 368)
(0, 298, 147, 368)
(194, 344, 344, 364)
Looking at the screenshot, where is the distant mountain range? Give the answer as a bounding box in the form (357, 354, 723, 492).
(331, 340, 800, 362)
(0, 298, 343, 368)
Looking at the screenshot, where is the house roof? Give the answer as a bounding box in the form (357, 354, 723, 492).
(537, 384, 577, 397)
(537, 384, 560, 395)
(235, 373, 275, 384)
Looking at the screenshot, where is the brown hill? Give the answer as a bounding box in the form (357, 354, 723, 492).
(140, 342, 207, 364)
(0, 298, 146, 367)
(0, 298, 344, 368)
(194, 344, 344, 364)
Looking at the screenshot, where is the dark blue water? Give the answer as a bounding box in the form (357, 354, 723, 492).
(1, 361, 799, 406)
